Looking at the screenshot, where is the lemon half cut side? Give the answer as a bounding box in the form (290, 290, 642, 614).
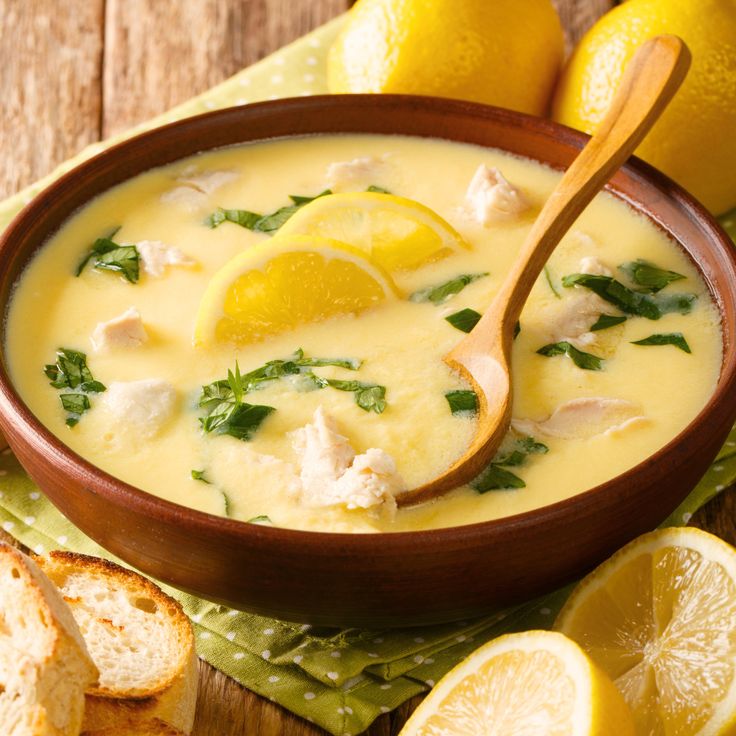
(556, 527, 736, 736)
(194, 234, 400, 347)
(399, 630, 633, 736)
(277, 191, 470, 273)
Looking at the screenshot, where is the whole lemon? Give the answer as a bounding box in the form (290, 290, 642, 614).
(552, 0, 736, 214)
(327, 0, 565, 117)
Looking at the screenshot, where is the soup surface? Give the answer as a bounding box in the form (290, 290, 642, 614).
(6, 134, 722, 532)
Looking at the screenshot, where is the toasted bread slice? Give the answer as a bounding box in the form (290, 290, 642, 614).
(81, 718, 186, 735)
(0, 543, 99, 736)
(36, 552, 197, 735)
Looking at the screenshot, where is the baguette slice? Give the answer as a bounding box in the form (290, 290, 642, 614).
(81, 718, 186, 735)
(36, 552, 197, 735)
(0, 543, 99, 736)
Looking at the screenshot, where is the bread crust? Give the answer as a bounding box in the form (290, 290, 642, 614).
(0, 543, 99, 736)
(81, 718, 187, 736)
(35, 551, 197, 735)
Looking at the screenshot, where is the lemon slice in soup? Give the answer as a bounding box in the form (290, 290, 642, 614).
(277, 191, 470, 272)
(194, 235, 399, 346)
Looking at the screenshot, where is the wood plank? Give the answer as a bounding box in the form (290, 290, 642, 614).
(552, 0, 615, 50)
(0, 0, 104, 198)
(101, 0, 348, 138)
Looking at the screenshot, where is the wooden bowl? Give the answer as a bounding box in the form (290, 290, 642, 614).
(1, 95, 735, 627)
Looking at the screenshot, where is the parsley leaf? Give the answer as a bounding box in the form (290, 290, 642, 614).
(44, 348, 106, 426)
(44, 348, 94, 389)
(590, 314, 627, 331)
(410, 273, 489, 305)
(619, 259, 685, 293)
(470, 436, 548, 493)
(204, 190, 332, 232)
(562, 273, 696, 320)
(537, 341, 603, 370)
(191, 469, 211, 483)
(199, 351, 383, 436)
(326, 380, 387, 414)
(76, 228, 139, 283)
(471, 465, 526, 492)
(543, 265, 562, 299)
(445, 308, 481, 333)
(248, 515, 272, 524)
(631, 332, 691, 353)
(199, 361, 276, 441)
(445, 390, 478, 415)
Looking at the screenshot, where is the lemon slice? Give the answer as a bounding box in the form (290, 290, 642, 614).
(194, 234, 399, 346)
(556, 528, 736, 735)
(399, 630, 633, 736)
(277, 192, 470, 272)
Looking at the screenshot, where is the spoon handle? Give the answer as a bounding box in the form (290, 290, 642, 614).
(486, 34, 690, 340)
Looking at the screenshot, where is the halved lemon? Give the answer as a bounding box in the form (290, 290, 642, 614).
(399, 630, 633, 736)
(277, 192, 470, 272)
(556, 528, 736, 735)
(194, 234, 399, 346)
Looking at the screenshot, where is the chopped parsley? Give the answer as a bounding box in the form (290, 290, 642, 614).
(325, 380, 387, 414)
(410, 273, 489, 305)
(562, 273, 696, 320)
(191, 469, 211, 484)
(44, 348, 106, 426)
(204, 190, 332, 232)
(631, 332, 691, 353)
(445, 308, 481, 333)
(619, 259, 685, 293)
(471, 436, 548, 493)
(199, 351, 386, 437)
(513, 321, 521, 339)
(590, 314, 627, 331)
(76, 228, 139, 283)
(248, 515, 272, 525)
(536, 341, 603, 371)
(445, 390, 478, 415)
(543, 265, 562, 299)
(199, 362, 276, 441)
(366, 185, 391, 194)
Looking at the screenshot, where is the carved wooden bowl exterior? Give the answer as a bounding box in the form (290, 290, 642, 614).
(0, 95, 735, 627)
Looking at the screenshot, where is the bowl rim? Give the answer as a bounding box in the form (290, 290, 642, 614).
(1, 93, 734, 552)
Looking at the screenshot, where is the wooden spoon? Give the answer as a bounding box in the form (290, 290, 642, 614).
(397, 35, 691, 508)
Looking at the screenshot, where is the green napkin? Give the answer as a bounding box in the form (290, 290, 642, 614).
(1, 16, 735, 736)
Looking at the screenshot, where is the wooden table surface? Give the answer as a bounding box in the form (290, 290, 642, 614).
(2, 1, 734, 734)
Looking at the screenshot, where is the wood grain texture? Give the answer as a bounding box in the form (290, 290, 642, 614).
(552, 0, 615, 49)
(0, 0, 104, 199)
(102, 0, 348, 137)
(1, 1, 734, 735)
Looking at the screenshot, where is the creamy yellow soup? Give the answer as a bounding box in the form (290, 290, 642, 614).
(5, 134, 722, 533)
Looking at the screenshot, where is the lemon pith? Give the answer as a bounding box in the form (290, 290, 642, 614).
(194, 235, 399, 346)
(327, 0, 564, 116)
(556, 527, 736, 736)
(399, 630, 634, 736)
(552, 0, 736, 214)
(277, 191, 470, 272)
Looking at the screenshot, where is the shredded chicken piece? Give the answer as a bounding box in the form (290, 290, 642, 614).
(137, 240, 196, 278)
(100, 379, 177, 438)
(90, 307, 147, 351)
(579, 256, 613, 277)
(325, 155, 390, 191)
(176, 167, 239, 194)
(465, 164, 528, 225)
(291, 407, 406, 516)
(161, 168, 238, 209)
(513, 398, 647, 440)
